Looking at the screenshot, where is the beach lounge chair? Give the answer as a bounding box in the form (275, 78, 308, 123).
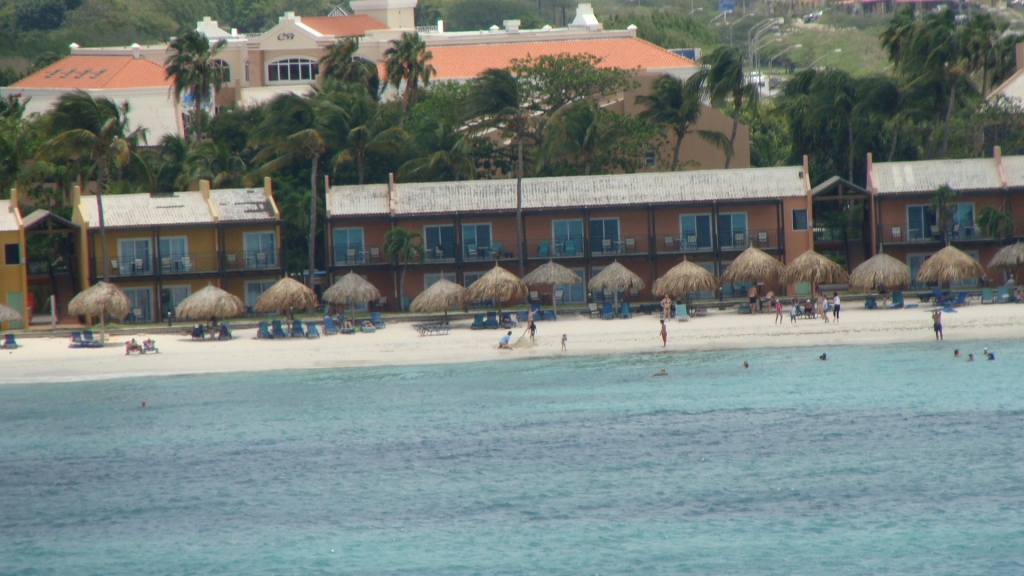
(69, 331, 86, 348)
(257, 321, 272, 339)
(588, 303, 600, 319)
(322, 315, 339, 335)
(981, 287, 994, 304)
(620, 302, 631, 318)
(997, 286, 1010, 303)
(484, 311, 499, 329)
(360, 321, 376, 333)
(290, 320, 304, 338)
(888, 291, 904, 309)
(541, 309, 556, 321)
(738, 304, 751, 314)
(271, 320, 287, 339)
(931, 288, 952, 306)
(500, 312, 516, 328)
(217, 323, 233, 340)
(371, 311, 386, 329)
(516, 310, 529, 322)
(950, 292, 968, 307)
(864, 297, 877, 309)
(305, 322, 320, 338)
(82, 331, 103, 347)
(601, 302, 614, 319)
(190, 325, 205, 340)
(141, 339, 159, 353)
(470, 314, 485, 330)
(2, 334, 17, 349)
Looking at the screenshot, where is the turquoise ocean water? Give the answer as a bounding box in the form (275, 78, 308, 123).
(2, 340, 1024, 574)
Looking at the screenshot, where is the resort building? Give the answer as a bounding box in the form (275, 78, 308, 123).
(326, 161, 814, 308)
(866, 148, 1024, 288)
(71, 180, 284, 322)
(0, 193, 28, 329)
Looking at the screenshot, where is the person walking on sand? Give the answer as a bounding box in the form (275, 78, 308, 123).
(789, 301, 798, 324)
(661, 296, 673, 319)
(523, 308, 535, 337)
(659, 319, 667, 347)
(747, 285, 758, 315)
(561, 333, 567, 351)
(821, 293, 830, 323)
(932, 309, 943, 340)
(832, 292, 841, 322)
(774, 298, 783, 324)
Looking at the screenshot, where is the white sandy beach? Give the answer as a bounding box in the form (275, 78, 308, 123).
(2, 303, 1022, 384)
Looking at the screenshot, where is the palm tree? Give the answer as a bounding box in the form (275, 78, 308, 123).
(319, 38, 380, 98)
(930, 184, 961, 245)
(382, 226, 425, 311)
(250, 93, 341, 287)
(879, 7, 916, 67)
(333, 94, 405, 184)
(636, 75, 730, 171)
(468, 68, 537, 276)
(962, 13, 999, 96)
(540, 100, 617, 175)
(182, 141, 247, 188)
(978, 205, 1014, 242)
(150, 134, 191, 191)
(38, 91, 146, 281)
(383, 32, 435, 121)
(165, 29, 227, 142)
(398, 119, 477, 182)
(688, 46, 756, 169)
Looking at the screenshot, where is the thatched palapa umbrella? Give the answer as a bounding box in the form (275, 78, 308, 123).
(780, 250, 850, 289)
(175, 284, 246, 323)
(522, 260, 581, 316)
(466, 264, 529, 314)
(849, 252, 910, 290)
(916, 245, 985, 286)
(68, 281, 130, 344)
(253, 277, 319, 316)
(410, 278, 466, 321)
(988, 241, 1024, 282)
(0, 302, 23, 324)
(720, 246, 785, 285)
(588, 261, 645, 309)
(652, 258, 718, 304)
(323, 271, 381, 321)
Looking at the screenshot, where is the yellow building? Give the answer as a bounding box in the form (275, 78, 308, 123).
(71, 179, 283, 323)
(0, 192, 28, 330)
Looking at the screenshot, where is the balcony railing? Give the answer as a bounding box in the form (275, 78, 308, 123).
(659, 235, 713, 254)
(589, 236, 648, 257)
(105, 257, 153, 277)
(425, 242, 457, 263)
(332, 245, 383, 266)
(529, 237, 585, 259)
(159, 252, 220, 275)
(462, 240, 517, 262)
(881, 224, 985, 244)
(225, 250, 280, 271)
(97, 250, 280, 278)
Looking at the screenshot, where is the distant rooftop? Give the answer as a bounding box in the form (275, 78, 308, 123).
(870, 158, 1004, 195)
(78, 187, 278, 228)
(10, 55, 170, 90)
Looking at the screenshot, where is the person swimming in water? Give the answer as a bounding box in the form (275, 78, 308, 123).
(954, 349, 960, 358)
(967, 353, 975, 362)
(742, 361, 749, 369)
(819, 352, 828, 361)
(651, 368, 668, 377)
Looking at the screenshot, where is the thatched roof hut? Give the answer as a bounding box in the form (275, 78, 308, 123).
(988, 241, 1024, 271)
(849, 253, 910, 290)
(410, 279, 467, 319)
(916, 245, 985, 284)
(466, 264, 529, 306)
(253, 277, 319, 314)
(652, 259, 717, 298)
(68, 281, 130, 344)
(720, 246, 784, 284)
(0, 303, 23, 323)
(175, 285, 246, 321)
(588, 261, 645, 293)
(523, 261, 581, 287)
(780, 250, 850, 287)
(323, 272, 381, 304)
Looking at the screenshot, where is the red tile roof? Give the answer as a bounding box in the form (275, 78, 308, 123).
(301, 14, 387, 37)
(424, 37, 696, 80)
(11, 55, 171, 90)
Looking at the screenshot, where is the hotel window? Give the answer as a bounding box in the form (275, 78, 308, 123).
(243, 231, 277, 268)
(462, 223, 492, 260)
(792, 209, 808, 231)
(679, 214, 712, 251)
(644, 150, 656, 168)
(161, 285, 191, 319)
(122, 287, 153, 322)
(951, 203, 975, 239)
(158, 236, 188, 272)
(212, 59, 230, 82)
(117, 238, 151, 275)
(245, 280, 277, 308)
(589, 218, 620, 254)
(266, 57, 319, 83)
(424, 272, 456, 290)
(907, 205, 936, 241)
(717, 212, 748, 249)
(424, 225, 455, 260)
(332, 228, 364, 264)
(4, 243, 20, 265)
(556, 267, 586, 303)
(552, 219, 583, 257)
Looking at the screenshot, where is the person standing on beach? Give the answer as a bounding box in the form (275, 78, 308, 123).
(529, 320, 537, 342)
(561, 334, 567, 351)
(932, 309, 943, 340)
(821, 293, 830, 323)
(747, 285, 758, 315)
(832, 292, 841, 322)
(774, 298, 783, 324)
(659, 320, 667, 347)
(661, 296, 672, 319)
(523, 309, 535, 337)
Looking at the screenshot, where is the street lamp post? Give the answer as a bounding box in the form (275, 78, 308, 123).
(808, 48, 842, 69)
(768, 44, 802, 69)
(754, 35, 781, 72)
(728, 12, 753, 45)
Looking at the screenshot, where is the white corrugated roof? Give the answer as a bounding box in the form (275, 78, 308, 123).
(327, 167, 808, 217)
(210, 188, 276, 222)
(871, 158, 1002, 194)
(999, 156, 1024, 189)
(0, 200, 19, 232)
(79, 192, 215, 228)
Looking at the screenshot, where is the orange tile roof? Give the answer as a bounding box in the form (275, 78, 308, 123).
(424, 37, 696, 80)
(11, 55, 171, 90)
(301, 14, 387, 37)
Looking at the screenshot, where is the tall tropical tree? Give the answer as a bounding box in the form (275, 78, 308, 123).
(398, 119, 477, 182)
(333, 94, 405, 184)
(636, 75, 730, 171)
(468, 68, 538, 275)
(383, 32, 435, 120)
(688, 46, 756, 169)
(978, 205, 1014, 242)
(541, 100, 618, 175)
(382, 226, 425, 311)
(319, 38, 381, 98)
(930, 184, 961, 245)
(250, 93, 341, 287)
(165, 29, 227, 142)
(38, 91, 146, 281)
(182, 141, 247, 188)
